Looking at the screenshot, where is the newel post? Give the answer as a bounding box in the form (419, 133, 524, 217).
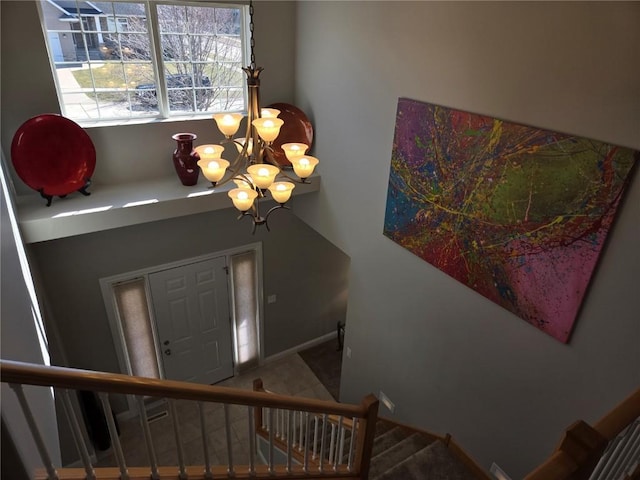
(253, 378, 265, 429)
(355, 394, 379, 479)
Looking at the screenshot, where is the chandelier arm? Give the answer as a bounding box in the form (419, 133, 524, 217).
(208, 139, 254, 189)
(233, 173, 254, 188)
(238, 211, 259, 235)
(264, 204, 289, 232)
(274, 168, 308, 184)
(262, 145, 281, 167)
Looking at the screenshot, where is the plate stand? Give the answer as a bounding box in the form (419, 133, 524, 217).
(39, 179, 92, 207)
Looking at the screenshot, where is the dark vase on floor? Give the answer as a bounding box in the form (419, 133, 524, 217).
(172, 133, 200, 186)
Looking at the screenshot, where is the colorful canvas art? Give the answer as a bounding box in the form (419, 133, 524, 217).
(384, 98, 637, 342)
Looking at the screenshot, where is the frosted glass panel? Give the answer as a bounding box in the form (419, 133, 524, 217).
(113, 279, 160, 378)
(230, 251, 259, 371)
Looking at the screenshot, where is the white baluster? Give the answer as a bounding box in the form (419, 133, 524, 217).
(624, 426, 640, 475)
(10, 384, 59, 480)
(298, 411, 304, 450)
(135, 396, 159, 480)
(336, 416, 345, 469)
(292, 410, 297, 448)
(348, 417, 358, 471)
(312, 415, 319, 459)
(271, 408, 280, 438)
(607, 420, 640, 479)
(263, 407, 268, 431)
(281, 408, 286, 441)
(98, 392, 129, 480)
(268, 407, 275, 474)
(303, 412, 311, 473)
(328, 422, 336, 469)
(168, 400, 187, 480)
(625, 421, 640, 462)
(319, 413, 328, 472)
(198, 402, 213, 480)
(223, 404, 235, 476)
(248, 406, 256, 476)
(59, 389, 95, 480)
(286, 410, 293, 474)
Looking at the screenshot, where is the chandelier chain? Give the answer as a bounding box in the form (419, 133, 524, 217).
(249, 1, 256, 69)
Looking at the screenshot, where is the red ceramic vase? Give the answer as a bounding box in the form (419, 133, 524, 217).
(172, 133, 200, 186)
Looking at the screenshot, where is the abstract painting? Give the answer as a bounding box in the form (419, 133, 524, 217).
(384, 97, 637, 343)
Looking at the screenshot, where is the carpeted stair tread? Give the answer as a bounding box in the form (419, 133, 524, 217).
(374, 419, 397, 437)
(369, 432, 434, 478)
(374, 439, 478, 480)
(371, 426, 417, 457)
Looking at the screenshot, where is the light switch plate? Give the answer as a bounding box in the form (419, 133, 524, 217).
(490, 463, 512, 480)
(379, 390, 395, 413)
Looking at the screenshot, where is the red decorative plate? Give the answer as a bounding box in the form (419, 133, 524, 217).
(267, 103, 314, 167)
(11, 114, 96, 200)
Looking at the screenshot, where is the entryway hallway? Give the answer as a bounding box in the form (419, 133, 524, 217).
(94, 352, 334, 467)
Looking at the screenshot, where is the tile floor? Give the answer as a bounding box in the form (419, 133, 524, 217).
(94, 353, 334, 468)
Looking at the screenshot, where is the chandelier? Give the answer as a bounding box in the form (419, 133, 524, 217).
(195, 1, 319, 233)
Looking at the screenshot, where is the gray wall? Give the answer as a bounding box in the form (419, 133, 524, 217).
(293, 2, 640, 477)
(1, 167, 61, 475)
(29, 207, 349, 385)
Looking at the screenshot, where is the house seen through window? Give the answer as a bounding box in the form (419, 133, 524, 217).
(39, 0, 247, 124)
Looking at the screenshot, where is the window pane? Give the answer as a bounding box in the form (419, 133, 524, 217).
(157, 3, 245, 114)
(40, 1, 155, 121)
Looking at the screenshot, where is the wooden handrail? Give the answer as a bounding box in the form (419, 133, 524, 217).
(0, 360, 366, 418)
(524, 386, 640, 480)
(593, 387, 640, 440)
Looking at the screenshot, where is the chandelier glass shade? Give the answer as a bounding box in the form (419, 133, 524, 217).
(195, 2, 319, 233)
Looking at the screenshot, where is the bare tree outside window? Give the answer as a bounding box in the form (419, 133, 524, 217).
(39, 1, 246, 123)
(126, 4, 244, 113)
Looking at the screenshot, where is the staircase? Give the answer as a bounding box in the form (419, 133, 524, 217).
(253, 377, 487, 480)
(368, 419, 479, 480)
(1, 359, 639, 480)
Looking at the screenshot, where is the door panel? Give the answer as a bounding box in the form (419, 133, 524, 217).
(149, 257, 233, 385)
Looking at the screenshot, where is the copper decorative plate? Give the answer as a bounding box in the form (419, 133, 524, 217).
(267, 103, 314, 167)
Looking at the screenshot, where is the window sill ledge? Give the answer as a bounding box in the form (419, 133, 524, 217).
(15, 174, 321, 244)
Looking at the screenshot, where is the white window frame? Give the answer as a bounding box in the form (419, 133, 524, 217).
(37, 0, 250, 126)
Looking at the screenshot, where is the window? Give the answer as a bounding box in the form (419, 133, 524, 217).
(112, 278, 160, 379)
(39, 1, 246, 124)
(230, 250, 260, 371)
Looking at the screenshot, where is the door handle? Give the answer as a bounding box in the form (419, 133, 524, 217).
(164, 349, 171, 356)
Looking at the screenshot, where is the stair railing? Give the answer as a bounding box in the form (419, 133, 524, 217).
(1, 359, 379, 480)
(524, 387, 640, 480)
(252, 379, 373, 477)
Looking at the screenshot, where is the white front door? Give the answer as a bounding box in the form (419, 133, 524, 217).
(149, 257, 234, 385)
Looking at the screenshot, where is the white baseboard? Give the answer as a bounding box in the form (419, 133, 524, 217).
(262, 331, 337, 365)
